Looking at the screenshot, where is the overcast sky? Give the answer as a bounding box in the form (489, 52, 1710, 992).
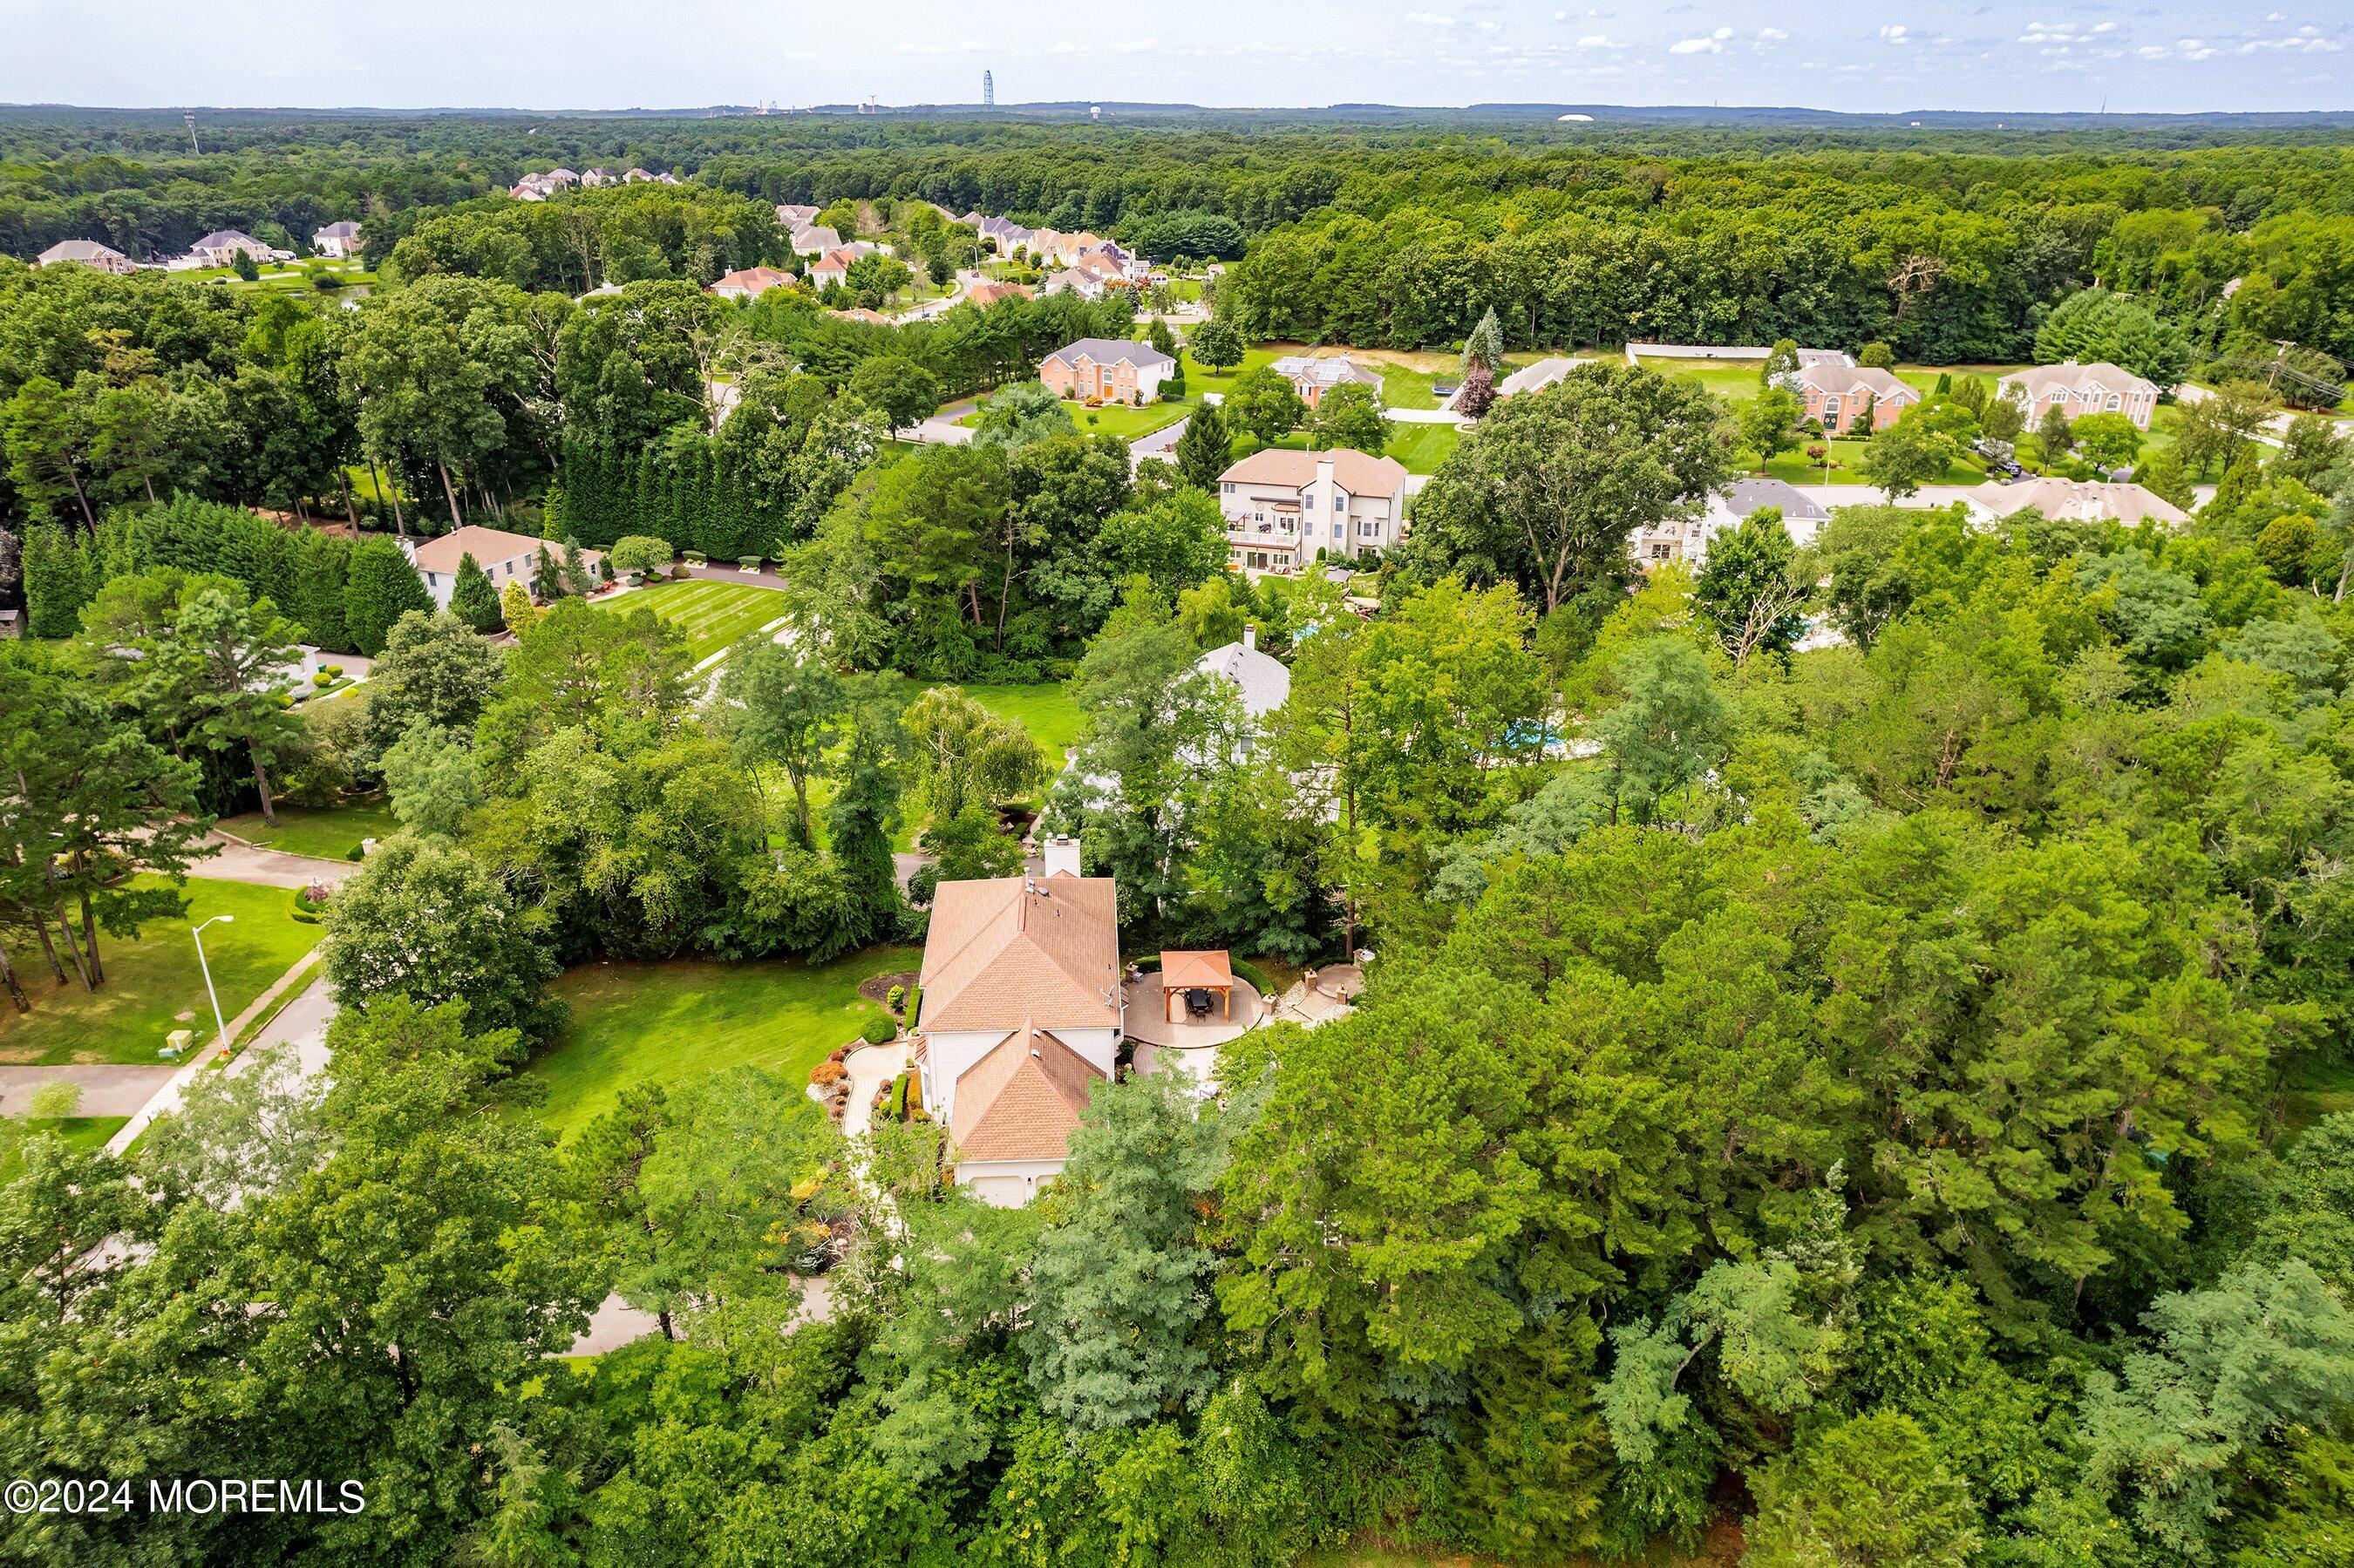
(6, 1, 2347, 116)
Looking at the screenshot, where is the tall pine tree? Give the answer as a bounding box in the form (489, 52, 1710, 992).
(449, 552, 503, 631)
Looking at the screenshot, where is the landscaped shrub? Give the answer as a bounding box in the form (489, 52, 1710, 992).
(738, 555, 762, 569)
(311, 670, 333, 688)
(1231, 957, 1277, 997)
(861, 1015, 898, 1046)
(888, 1071, 910, 1119)
(810, 1059, 847, 1087)
(886, 984, 906, 1014)
(903, 984, 921, 1026)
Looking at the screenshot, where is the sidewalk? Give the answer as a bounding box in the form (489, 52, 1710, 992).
(104, 947, 323, 1155)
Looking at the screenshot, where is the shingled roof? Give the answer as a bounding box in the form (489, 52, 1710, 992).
(917, 874, 1121, 1034)
(950, 1026, 1105, 1162)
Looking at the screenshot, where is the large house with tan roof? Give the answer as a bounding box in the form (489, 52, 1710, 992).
(1039, 338, 1174, 405)
(1219, 448, 1410, 573)
(1999, 361, 2162, 431)
(709, 265, 793, 301)
(400, 525, 596, 608)
(36, 239, 135, 274)
(1794, 363, 1919, 435)
(1960, 476, 2188, 528)
(913, 839, 1123, 1205)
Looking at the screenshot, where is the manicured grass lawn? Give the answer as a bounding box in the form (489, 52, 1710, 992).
(1752, 438, 1988, 488)
(1184, 345, 1281, 402)
(1657, 359, 1774, 399)
(958, 384, 1189, 442)
(0, 877, 322, 1067)
(1385, 423, 1461, 475)
(1225, 426, 1460, 477)
(595, 579, 786, 662)
(0, 1117, 130, 1183)
(888, 678, 1085, 761)
(527, 949, 918, 1140)
(219, 801, 398, 861)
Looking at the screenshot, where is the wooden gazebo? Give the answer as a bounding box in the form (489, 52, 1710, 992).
(1159, 950, 1235, 1022)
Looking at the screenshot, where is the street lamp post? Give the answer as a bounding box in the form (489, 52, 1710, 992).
(191, 914, 235, 1053)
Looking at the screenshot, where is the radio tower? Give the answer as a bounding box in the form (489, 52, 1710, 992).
(983, 70, 995, 106)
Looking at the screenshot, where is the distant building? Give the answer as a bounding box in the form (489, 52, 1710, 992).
(1999, 362, 2162, 431)
(1961, 477, 2188, 528)
(1494, 356, 1581, 398)
(775, 203, 820, 230)
(1218, 448, 1410, 574)
(187, 229, 275, 268)
(36, 239, 133, 274)
(962, 281, 1034, 308)
(983, 69, 996, 106)
(709, 265, 793, 300)
(791, 224, 843, 259)
(401, 526, 600, 609)
(1196, 623, 1291, 723)
(310, 221, 363, 260)
(1632, 478, 1830, 569)
(581, 168, 618, 187)
(1794, 364, 1919, 435)
(1038, 338, 1174, 405)
(1269, 355, 1384, 410)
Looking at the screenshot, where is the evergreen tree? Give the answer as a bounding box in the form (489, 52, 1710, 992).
(343, 536, 433, 657)
(530, 545, 562, 601)
(499, 579, 536, 635)
(559, 539, 594, 598)
(826, 716, 905, 947)
(449, 552, 502, 632)
(1463, 306, 1506, 375)
(292, 531, 353, 653)
(1174, 399, 1230, 492)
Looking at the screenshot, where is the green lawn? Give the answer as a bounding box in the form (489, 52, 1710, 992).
(0, 877, 322, 1066)
(1226, 424, 1459, 477)
(888, 678, 1085, 761)
(595, 579, 787, 662)
(527, 949, 918, 1140)
(219, 801, 398, 861)
(1754, 438, 1988, 488)
(1385, 423, 1460, 475)
(1378, 361, 1444, 411)
(0, 1117, 130, 1183)
(959, 384, 1190, 442)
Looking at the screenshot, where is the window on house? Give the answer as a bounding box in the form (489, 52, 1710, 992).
(2106, 394, 2121, 411)
(1333, 495, 1343, 511)
(1221, 482, 1233, 494)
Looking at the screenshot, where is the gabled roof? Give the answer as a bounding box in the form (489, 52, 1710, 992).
(312, 221, 360, 241)
(1963, 477, 2188, 526)
(1218, 446, 1409, 498)
(409, 524, 581, 576)
(1718, 477, 1829, 523)
(192, 229, 262, 251)
(2000, 361, 2160, 399)
(790, 224, 843, 254)
(1495, 356, 1581, 397)
(1041, 337, 1174, 371)
(711, 265, 792, 295)
(950, 1026, 1103, 1163)
(918, 873, 1121, 1033)
(810, 246, 862, 274)
(963, 281, 1033, 307)
(1796, 364, 1916, 400)
(1271, 355, 1383, 390)
(37, 239, 126, 264)
(1196, 638, 1291, 718)
(775, 203, 820, 227)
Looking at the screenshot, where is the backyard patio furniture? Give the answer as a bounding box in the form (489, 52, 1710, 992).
(1160, 950, 1235, 1022)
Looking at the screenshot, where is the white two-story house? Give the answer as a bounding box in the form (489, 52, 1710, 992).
(912, 839, 1124, 1206)
(1218, 448, 1410, 574)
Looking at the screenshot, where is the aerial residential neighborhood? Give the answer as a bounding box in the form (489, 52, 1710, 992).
(3, 17, 2354, 1567)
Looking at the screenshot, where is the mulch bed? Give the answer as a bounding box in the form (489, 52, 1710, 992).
(858, 970, 919, 1010)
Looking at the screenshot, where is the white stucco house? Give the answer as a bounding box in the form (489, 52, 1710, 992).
(401, 525, 597, 608)
(1631, 477, 1832, 569)
(1218, 447, 1410, 574)
(913, 839, 1123, 1206)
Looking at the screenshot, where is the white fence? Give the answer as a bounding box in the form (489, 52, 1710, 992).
(1624, 342, 1773, 363)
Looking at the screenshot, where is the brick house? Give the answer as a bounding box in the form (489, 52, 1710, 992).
(1794, 364, 1920, 435)
(1038, 338, 1175, 405)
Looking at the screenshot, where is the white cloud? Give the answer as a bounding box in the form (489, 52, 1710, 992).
(1759, 26, 1789, 40)
(1107, 37, 1159, 52)
(1711, 25, 1732, 39)
(1669, 34, 1721, 53)
(1048, 40, 1078, 53)
(1405, 10, 1456, 24)
(1879, 24, 1909, 43)
(1577, 32, 1612, 47)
